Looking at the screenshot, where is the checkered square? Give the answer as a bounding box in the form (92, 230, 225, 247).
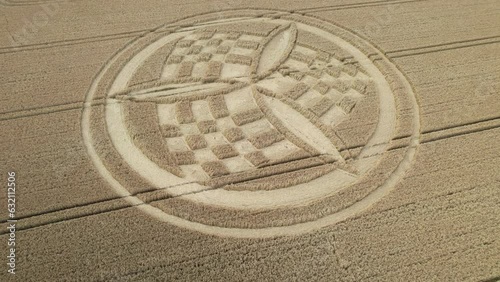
(160, 30, 269, 81)
(185, 134, 207, 150)
(156, 86, 305, 180)
(211, 144, 238, 159)
(197, 120, 217, 134)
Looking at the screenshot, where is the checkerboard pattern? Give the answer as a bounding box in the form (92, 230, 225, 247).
(156, 87, 303, 181)
(266, 43, 376, 127)
(162, 29, 267, 81)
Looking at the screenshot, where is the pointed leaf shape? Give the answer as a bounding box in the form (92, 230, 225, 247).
(251, 23, 297, 80)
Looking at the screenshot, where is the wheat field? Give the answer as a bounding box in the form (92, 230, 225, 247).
(0, 0, 499, 281)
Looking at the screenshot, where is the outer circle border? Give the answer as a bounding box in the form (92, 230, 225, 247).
(82, 10, 421, 238)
